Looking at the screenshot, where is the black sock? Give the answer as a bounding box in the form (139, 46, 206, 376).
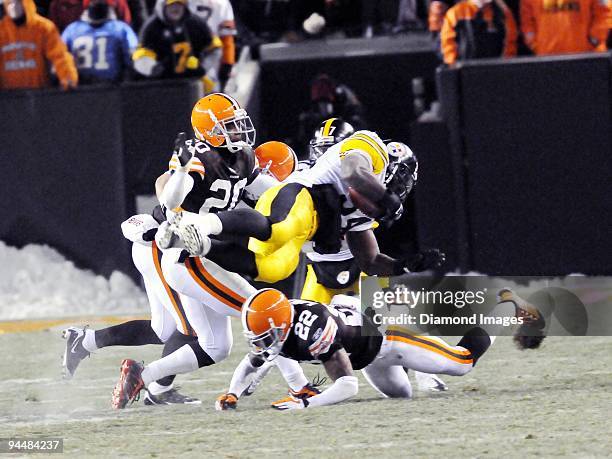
(156, 331, 198, 387)
(457, 327, 492, 366)
(218, 208, 271, 240)
(94, 320, 164, 348)
(207, 240, 258, 277)
(188, 341, 216, 368)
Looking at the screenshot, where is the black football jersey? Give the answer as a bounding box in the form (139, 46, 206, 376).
(168, 138, 258, 214)
(281, 299, 382, 370)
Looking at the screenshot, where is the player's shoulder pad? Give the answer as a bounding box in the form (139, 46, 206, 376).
(308, 314, 339, 359)
(339, 130, 389, 175)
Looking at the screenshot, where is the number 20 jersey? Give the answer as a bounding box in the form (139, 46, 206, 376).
(168, 138, 258, 214)
(280, 299, 383, 370)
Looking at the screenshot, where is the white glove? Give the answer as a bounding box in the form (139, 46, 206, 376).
(271, 396, 308, 411)
(303, 12, 326, 35)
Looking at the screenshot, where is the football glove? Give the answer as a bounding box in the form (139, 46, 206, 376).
(215, 393, 238, 411)
(394, 249, 446, 274)
(271, 395, 309, 410)
(377, 190, 404, 225)
(173, 132, 194, 168)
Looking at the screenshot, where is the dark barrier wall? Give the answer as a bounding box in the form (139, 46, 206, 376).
(122, 80, 203, 195)
(438, 54, 612, 275)
(0, 87, 132, 277)
(0, 81, 202, 278)
(258, 34, 439, 147)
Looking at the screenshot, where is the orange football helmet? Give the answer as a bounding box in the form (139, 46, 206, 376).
(191, 93, 255, 152)
(241, 288, 294, 361)
(254, 141, 298, 181)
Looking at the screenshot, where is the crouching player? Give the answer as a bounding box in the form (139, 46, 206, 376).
(218, 288, 544, 409)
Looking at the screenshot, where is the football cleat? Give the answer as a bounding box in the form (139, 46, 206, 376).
(111, 359, 145, 409)
(497, 288, 542, 324)
(180, 223, 211, 257)
(414, 371, 448, 392)
(215, 393, 238, 411)
(62, 326, 90, 380)
(144, 388, 201, 406)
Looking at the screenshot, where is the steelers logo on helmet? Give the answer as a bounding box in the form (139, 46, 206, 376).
(254, 141, 298, 181)
(308, 117, 355, 163)
(191, 93, 256, 152)
(241, 288, 294, 361)
(385, 142, 418, 202)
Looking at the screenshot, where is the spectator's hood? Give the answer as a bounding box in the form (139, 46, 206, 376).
(1, 0, 38, 25)
(154, 0, 189, 23)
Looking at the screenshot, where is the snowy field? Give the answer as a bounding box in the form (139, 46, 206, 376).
(1, 242, 612, 457)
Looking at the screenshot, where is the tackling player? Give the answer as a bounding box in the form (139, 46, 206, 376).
(223, 288, 545, 409)
(111, 93, 313, 409)
(172, 127, 445, 285)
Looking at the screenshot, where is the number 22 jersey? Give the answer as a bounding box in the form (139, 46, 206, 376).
(281, 299, 383, 370)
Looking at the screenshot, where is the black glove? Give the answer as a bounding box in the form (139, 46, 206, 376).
(394, 249, 446, 274)
(377, 190, 404, 225)
(173, 132, 193, 167)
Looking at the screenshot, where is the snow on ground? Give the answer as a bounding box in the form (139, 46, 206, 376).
(0, 241, 147, 320)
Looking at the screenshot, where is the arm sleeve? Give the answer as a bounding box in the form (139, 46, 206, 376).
(227, 354, 265, 398)
(340, 151, 386, 202)
(503, 7, 518, 57)
(440, 7, 458, 65)
(520, 0, 537, 51)
(122, 24, 139, 69)
(159, 170, 195, 210)
(44, 24, 78, 87)
(220, 34, 236, 65)
(306, 376, 359, 408)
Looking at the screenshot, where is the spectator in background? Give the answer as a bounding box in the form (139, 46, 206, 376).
(296, 73, 366, 152)
(133, 0, 213, 80)
(521, 0, 609, 55)
(62, 0, 137, 83)
(441, 0, 517, 65)
(0, 0, 78, 89)
(189, 0, 235, 90)
(48, 0, 131, 32)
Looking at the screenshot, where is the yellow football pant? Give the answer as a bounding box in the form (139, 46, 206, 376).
(248, 183, 319, 283)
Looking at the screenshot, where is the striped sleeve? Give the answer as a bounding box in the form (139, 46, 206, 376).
(168, 154, 206, 178)
(308, 317, 339, 358)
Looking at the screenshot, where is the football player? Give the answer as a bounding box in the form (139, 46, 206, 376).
(62, 204, 201, 405)
(111, 93, 313, 409)
(172, 128, 445, 285)
(224, 288, 544, 409)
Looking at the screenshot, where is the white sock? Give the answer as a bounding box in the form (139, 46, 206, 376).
(147, 381, 173, 395)
(276, 356, 308, 391)
(82, 329, 98, 353)
(141, 344, 199, 386)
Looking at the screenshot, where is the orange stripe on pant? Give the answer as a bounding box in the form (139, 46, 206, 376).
(151, 243, 192, 335)
(185, 258, 245, 312)
(386, 334, 474, 365)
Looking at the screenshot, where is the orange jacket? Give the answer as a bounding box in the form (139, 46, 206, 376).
(0, 0, 78, 90)
(441, 0, 518, 65)
(521, 0, 610, 55)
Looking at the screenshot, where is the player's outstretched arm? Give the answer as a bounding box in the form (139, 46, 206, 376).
(347, 229, 446, 275)
(306, 348, 358, 408)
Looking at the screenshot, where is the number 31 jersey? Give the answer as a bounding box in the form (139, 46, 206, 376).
(281, 299, 383, 370)
(168, 138, 258, 214)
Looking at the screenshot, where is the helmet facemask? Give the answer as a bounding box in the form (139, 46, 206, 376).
(245, 317, 289, 362)
(208, 108, 256, 153)
(308, 138, 334, 163)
